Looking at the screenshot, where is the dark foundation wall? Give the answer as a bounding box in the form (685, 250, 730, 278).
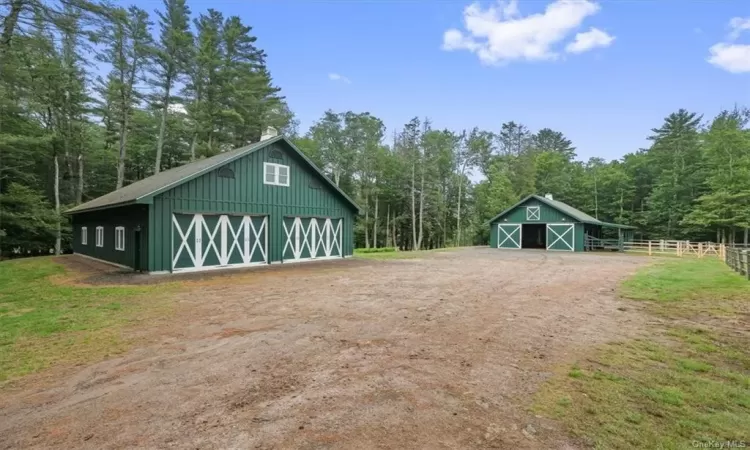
(70, 204, 149, 270)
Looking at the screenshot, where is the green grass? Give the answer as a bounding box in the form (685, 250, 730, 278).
(353, 246, 463, 260)
(0, 257, 175, 383)
(621, 258, 749, 302)
(534, 258, 750, 449)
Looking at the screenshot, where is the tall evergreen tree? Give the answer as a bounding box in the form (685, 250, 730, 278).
(151, 0, 192, 174)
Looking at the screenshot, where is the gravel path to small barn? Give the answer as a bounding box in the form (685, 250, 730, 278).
(0, 249, 649, 449)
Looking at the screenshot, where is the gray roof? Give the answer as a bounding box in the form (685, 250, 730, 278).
(67, 136, 360, 214)
(488, 194, 635, 229)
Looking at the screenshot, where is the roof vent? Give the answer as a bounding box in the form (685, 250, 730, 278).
(260, 126, 278, 141)
(545, 193, 554, 200)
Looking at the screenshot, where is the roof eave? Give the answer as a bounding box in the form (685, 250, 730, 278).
(281, 138, 362, 213)
(136, 135, 287, 203)
(65, 200, 138, 215)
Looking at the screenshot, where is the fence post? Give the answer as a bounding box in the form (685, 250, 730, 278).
(648, 241, 652, 256)
(736, 249, 741, 273)
(698, 242, 703, 258)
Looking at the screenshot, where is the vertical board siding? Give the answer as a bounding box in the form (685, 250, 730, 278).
(71, 204, 149, 269)
(575, 223, 585, 252)
(150, 142, 355, 271)
(492, 199, 576, 224)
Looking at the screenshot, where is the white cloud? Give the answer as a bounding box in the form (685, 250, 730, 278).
(707, 17, 750, 73)
(328, 73, 351, 84)
(565, 27, 614, 53)
(442, 0, 613, 65)
(707, 43, 750, 73)
(728, 16, 750, 40)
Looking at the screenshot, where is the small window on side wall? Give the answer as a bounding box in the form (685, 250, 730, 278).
(264, 162, 289, 186)
(115, 227, 125, 251)
(96, 227, 104, 247)
(81, 227, 88, 245)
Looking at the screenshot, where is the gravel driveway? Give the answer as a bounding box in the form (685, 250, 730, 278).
(0, 248, 648, 449)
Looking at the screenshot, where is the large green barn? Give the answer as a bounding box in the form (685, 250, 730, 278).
(67, 132, 359, 273)
(488, 194, 634, 252)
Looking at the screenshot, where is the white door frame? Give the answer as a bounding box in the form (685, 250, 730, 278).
(546, 223, 575, 252)
(497, 223, 522, 249)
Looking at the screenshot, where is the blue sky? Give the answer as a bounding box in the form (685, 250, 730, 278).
(125, 0, 749, 163)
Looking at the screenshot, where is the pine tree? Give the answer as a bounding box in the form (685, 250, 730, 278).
(93, 6, 153, 189)
(151, 0, 192, 174)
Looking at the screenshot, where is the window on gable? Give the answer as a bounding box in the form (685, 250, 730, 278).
(264, 162, 290, 187)
(115, 227, 125, 251)
(81, 227, 88, 245)
(96, 226, 104, 247)
(526, 206, 540, 221)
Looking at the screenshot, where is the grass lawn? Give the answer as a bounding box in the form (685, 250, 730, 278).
(534, 258, 750, 449)
(0, 257, 175, 383)
(353, 247, 464, 260)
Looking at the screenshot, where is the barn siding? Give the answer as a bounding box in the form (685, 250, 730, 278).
(492, 198, 576, 224)
(148, 142, 355, 272)
(71, 204, 149, 269)
(575, 223, 585, 252)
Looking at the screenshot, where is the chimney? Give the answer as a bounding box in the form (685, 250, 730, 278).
(545, 193, 554, 200)
(260, 126, 278, 141)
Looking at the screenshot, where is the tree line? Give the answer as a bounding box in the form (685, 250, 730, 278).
(1, 1, 749, 256)
(296, 108, 750, 250)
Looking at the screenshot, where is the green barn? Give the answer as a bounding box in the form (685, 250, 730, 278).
(67, 131, 360, 273)
(488, 194, 634, 252)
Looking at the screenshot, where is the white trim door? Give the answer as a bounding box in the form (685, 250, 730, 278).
(283, 217, 342, 262)
(546, 223, 575, 251)
(497, 224, 522, 249)
(172, 213, 268, 272)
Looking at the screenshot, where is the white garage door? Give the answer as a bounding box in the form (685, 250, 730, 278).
(282, 217, 342, 262)
(172, 213, 267, 272)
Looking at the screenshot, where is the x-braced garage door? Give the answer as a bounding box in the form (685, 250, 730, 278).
(283, 217, 342, 262)
(497, 224, 521, 249)
(546, 223, 575, 251)
(172, 213, 267, 272)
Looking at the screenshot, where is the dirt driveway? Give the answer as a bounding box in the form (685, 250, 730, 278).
(0, 249, 648, 449)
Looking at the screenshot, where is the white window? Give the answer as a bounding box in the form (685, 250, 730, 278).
(81, 227, 88, 245)
(115, 226, 125, 251)
(264, 162, 290, 186)
(96, 226, 104, 247)
(527, 206, 540, 221)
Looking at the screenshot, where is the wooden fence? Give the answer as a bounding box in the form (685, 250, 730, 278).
(622, 240, 725, 259)
(725, 246, 750, 279)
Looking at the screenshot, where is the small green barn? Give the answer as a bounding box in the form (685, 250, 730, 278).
(67, 132, 360, 273)
(488, 194, 634, 252)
